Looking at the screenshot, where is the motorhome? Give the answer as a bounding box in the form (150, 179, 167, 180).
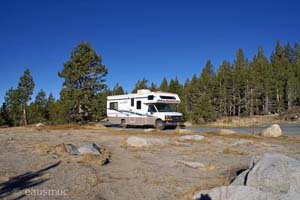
(107, 89, 184, 129)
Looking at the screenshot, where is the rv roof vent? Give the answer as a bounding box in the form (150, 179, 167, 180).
(137, 89, 151, 94)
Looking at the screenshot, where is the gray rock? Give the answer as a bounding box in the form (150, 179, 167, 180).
(36, 123, 44, 128)
(126, 136, 167, 147)
(279, 192, 300, 200)
(231, 139, 253, 146)
(231, 153, 300, 194)
(178, 135, 204, 141)
(178, 129, 194, 134)
(260, 124, 283, 137)
(176, 160, 205, 169)
(78, 143, 101, 155)
(64, 144, 79, 155)
(193, 186, 277, 200)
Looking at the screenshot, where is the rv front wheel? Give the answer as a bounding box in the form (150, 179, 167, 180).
(121, 119, 127, 128)
(155, 119, 165, 130)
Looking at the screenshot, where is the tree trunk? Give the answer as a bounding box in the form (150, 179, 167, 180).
(265, 94, 269, 114)
(255, 98, 259, 115)
(23, 108, 27, 126)
(238, 94, 241, 117)
(276, 88, 280, 113)
(288, 89, 292, 110)
(250, 88, 254, 116)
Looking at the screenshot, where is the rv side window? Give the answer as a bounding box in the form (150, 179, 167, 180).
(148, 95, 154, 100)
(131, 98, 134, 107)
(137, 101, 141, 110)
(160, 95, 176, 100)
(148, 105, 157, 113)
(109, 102, 118, 110)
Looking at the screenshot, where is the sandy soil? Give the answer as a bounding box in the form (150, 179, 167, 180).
(0, 126, 299, 200)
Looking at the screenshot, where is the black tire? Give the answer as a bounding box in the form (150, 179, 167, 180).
(155, 119, 165, 130)
(121, 119, 127, 128)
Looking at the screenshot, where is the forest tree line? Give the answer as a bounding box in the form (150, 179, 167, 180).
(0, 41, 299, 126)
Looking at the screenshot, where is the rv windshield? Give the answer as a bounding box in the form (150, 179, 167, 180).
(154, 103, 176, 112)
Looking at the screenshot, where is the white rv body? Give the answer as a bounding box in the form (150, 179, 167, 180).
(106, 89, 184, 129)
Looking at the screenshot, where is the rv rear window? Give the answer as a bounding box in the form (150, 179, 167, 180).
(137, 101, 141, 109)
(160, 95, 176, 100)
(109, 102, 118, 110)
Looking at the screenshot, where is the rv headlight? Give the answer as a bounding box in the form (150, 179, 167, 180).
(165, 115, 172, 120)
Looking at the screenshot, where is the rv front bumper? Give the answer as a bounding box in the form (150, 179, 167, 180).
(164, 121, 185, 127)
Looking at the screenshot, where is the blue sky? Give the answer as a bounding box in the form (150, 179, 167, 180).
(0, 0, 299, 103)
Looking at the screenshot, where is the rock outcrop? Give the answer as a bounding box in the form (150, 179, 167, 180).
(78, 143, 102, 155)
(260, 124, 283, 137)
(178, 135, 204, 141)
(126, 136, 167, 147)
(231, 153, 300, 194)
(193, 186, 277, 200)
(193, 153, 300, 200)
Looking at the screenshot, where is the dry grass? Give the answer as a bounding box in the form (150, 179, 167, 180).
(32, 143, 69, 156)
(78, 149, 111, 166)
(191, 115, 281, 128)
(33, 143, 53, 154)
(180, 164, 249, 200)
(33, 142, 110, 165)
(42, 123, 107, 131)
(176, 137, 211, 144)
(143, 177, 162, 186)
(222, 147, 244, 155)
(203, 131, 260, 140)
(186, 115, 288, 128)
(180, 176, 230, 200)
(203, 131, 300, 147)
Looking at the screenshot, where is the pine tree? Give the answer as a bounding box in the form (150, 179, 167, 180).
(187, 74, 200, 111)
(131, 78, 148, 93)
(193, 94, 216, 123)
(232, 49, 248, 116)
(45, 93, 56, 122)
(250, 47, 272, 115)
(215, 60, 232, 116)
(4, 88, 21, 126)
(17, 69, 35, 125)
(149, 82, 158, 91)
(192, 60, 216, 122)
(93, 89, 111, 120)
(291, 43, 300, 105)
(28, 89, 47, 123)
(181, 79, 191, 120)
(198, 60, 215, 93)
(47, 100, 67, 124)
(59, 41, 108, 123)
(112, 83, 125, 95)
(169, 77, 181, 94)
(271, 41, 286, 113)
(159, 77, 169, 91)
(0, 103, 12, 126)
(284, 43, 297, 110)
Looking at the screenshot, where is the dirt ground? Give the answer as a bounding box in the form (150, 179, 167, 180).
(0, 126, 299, 200)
